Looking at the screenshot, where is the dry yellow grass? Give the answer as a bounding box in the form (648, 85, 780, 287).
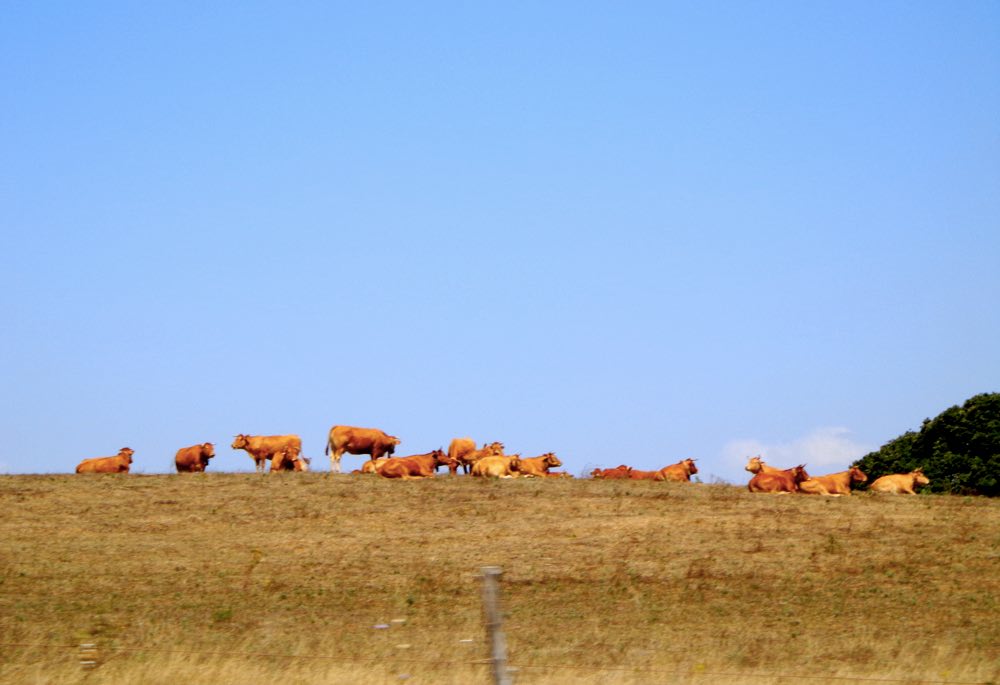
(1, 473, 998, 684)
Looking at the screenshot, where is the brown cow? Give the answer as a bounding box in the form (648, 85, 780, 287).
(799, 467, 867, 496)
(360, 458, 384, 475)
(360, 458, 400, 475)
(869, 468, 930, 494)
(447, 437, 475, 475)
(748, 465, 810, 493)
(232, 434, 302, 473)
(450, 440, 504, 475)
(326, 425, 400, 473)
(515, 453, 562, 477)
(377, 450, 454, 480)
(174, 443, 215, 473)
(472, 455, 522, 478)
(627, 468, 662, 481)
(591, 465, 632, 479)
(76, 448, 134, 474)
(656, 458, 698, 482)
(270, 446, 310, 472)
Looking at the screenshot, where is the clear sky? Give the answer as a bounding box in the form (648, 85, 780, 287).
(2, 2, 998, 481)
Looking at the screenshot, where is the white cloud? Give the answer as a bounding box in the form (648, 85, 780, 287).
(722, 427, 873, 475)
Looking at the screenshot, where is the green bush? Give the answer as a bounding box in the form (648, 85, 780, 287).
(854, 393, 1000, 496)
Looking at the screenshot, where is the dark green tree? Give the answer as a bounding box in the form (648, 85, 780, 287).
(853, 393, 1000, 496)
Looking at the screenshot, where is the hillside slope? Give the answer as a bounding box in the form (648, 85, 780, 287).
(1, 474, 997, 684)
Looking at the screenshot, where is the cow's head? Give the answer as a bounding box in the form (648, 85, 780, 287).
(848, 466, 867, 483)
(295, 455, 311, 472)
(509, 457, 523, 473)
(231, 435, 249, 450)
(544, 453, 562, 468)
(912, 468, 930, 486)
(387, 437, 401, 455)
(684, 458, 698, 474)
(590, 468, 603, 479)
(361, 459, 380, 474)
(203, 443, 216, 459)
(119, 447, 135, 464)
(792, 465, 809, 483)
(485, 442, 505, 456)
(745, 455, 763, 473)
(431, 449, 454, 468)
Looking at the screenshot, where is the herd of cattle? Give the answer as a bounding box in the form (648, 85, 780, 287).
(72, 424, 931, 494)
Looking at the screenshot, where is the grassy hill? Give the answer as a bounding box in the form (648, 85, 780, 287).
(1, 474, 997, 684)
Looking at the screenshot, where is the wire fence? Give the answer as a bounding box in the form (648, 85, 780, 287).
(0, 642, 993, 685)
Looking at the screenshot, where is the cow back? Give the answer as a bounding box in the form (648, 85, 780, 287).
(448, 438, 476, 463)
(330, 426, 398, 456)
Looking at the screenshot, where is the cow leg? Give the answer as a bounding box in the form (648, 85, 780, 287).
(330, 449, 344, 474)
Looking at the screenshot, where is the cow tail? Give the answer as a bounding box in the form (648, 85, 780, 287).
(325, 435, 331, 456)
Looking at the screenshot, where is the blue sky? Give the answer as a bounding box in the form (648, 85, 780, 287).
(2, 2, 997, 481)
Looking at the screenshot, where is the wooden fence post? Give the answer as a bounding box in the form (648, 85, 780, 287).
(481, 566, 512, 685)
(79, 642, 98, 670)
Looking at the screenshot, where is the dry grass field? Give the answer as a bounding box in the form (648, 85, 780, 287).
(1, 473, 997, 685)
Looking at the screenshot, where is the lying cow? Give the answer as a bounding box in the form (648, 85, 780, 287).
(869, 468, 930, 495)
(232, 434, 302, 473)
(656, 458, 698, 482)
(360, 458, 395, 475)
(748, 465, 810, 493)
(377, 450, 454, 480)
(472, 455, 522, 478)
(270, 446, 310, 472)
(591, 465, 632, 479)
(799, 467, 867, 496)
(627, 468, 662, 481)
(76, 448, 135, 474)
(515, 453, 562, 477)
(326, 425, 400, 474)
(175, 443, 215, 473)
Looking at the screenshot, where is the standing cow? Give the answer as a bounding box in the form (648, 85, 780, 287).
(449, 439, 505, 475)
(231, 434, 302, 473)
(325, 425, 400, 473)
(175, 443, 215, 473)
(447, 437, 477, 475)
(76, 448, 134, 474)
